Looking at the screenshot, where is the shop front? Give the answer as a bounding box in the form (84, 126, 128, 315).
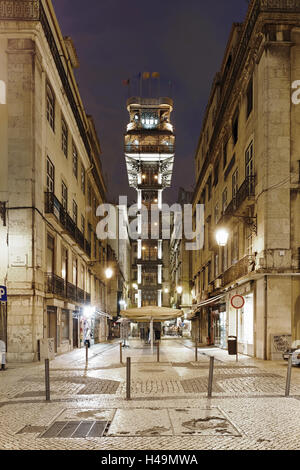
(211, 303, 227, 348)
(228, 287, 254, 357)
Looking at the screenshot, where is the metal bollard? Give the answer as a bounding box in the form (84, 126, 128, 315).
(45, 359, 50, 401)
(126, 357, 131, 400)
(195, 340, 198, 362)
(157, 342, 160, 363)
(207, 356, 214, 398)
(120, 342, 123, 364)
(85, 342, 88, 365)
(285, 354, 293, 397)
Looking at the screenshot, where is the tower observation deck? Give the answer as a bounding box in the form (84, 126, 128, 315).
(124, 96, 175, 308)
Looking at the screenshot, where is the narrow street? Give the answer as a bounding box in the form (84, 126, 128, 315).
(0, 340, 299, 450)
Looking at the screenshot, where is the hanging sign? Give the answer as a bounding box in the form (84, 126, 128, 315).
(231, 294, 245, 310)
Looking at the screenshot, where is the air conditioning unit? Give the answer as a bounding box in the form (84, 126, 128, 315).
(215, 279, 223, 289)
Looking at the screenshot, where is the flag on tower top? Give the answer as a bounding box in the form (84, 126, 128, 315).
(152, 72, 160, 79)
(142, 72, 150, 80)
(122, 79, 130, 86)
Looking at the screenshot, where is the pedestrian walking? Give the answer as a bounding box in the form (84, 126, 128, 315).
(0, 339, 6, 371)
(85, 328, 91, 348)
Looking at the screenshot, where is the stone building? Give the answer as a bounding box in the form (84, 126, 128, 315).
(192, 0, 300, 359)
(0, 0, 110, 361)
(169, 188, 193, 336)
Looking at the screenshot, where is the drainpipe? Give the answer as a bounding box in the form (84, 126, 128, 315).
(264, 275, 268, 360)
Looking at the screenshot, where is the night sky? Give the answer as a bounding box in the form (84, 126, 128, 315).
(52, 0, 249, 204)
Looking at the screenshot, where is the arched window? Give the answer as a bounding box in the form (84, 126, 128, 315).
(0, 80, 6, 105)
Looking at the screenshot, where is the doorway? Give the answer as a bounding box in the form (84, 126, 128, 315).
(47, 306, 57, 353)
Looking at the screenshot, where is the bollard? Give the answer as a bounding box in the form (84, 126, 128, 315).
(85, 342, 88, 365)
(45, 358, 50, 401)
(285, 354, 293, 397)
(157, 342, 160, 363)
(120, 342, 123, 364)
(126, 357, 131, 400)
(207, 356, 214, 398)
(195, 340, 198, 362)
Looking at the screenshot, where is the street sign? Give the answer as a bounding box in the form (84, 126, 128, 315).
(0, 286, 7, 302)
(231, 294, 245, 310)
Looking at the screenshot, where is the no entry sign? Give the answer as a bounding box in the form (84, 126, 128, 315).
(231, 295, 245, 309)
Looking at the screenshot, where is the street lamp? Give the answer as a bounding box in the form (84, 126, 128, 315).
(216, 228, 229, 247)
(105, 267, 113, 279)
(176, 286, 183, 295)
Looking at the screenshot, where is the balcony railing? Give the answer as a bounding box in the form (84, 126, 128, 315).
(223, 256, 253, 286)
(45, 192, 91, 258)
(222, 176, 255, 219)
(125, 144, 175, 154)
(45, 273, 91, 304)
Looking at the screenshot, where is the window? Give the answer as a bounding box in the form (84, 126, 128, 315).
(61, 116, 68, 157)
(207, 261, 211, 284)
(88, 183, 92, 206)
(72, 143, 78, 179)
(222, 188, 228, 214)
(61, 181, 68, 211)
(213, 162, 219, 186)
(207, 175, 212, 201)
(81, 215, 85, 235)
(232, 168, 239, 199)
(46, 234, 55, 273)
(231, 229, 239, 264)
(232, 110, 239, 145)
(72, 200, 78, 225)
(94, 232, 97, 258)
(215, 253, 219, 278)
(72, 256, 77, 286)
(223, 141, 228, 169)
(246, 79, 253, 118)
(215, 203, 219, 225)
(46, 83, 55, 131)
(46, 157, 55, 193)
(81, 164, 86, 194)
(245, 141, 254, 178)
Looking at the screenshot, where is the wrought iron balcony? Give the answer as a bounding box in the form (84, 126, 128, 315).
(45, 192, 91, 258)
(221, 176, 255, 220)
(223, 256, 253, 286)
(45, 273, 91, 304)
(45, 273, 65, 298)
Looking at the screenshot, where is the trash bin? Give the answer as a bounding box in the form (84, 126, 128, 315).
(228, 336, 237, 355)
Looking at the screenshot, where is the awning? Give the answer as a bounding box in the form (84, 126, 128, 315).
(188, 293, 227, 319)
(120, 306, 183, 322)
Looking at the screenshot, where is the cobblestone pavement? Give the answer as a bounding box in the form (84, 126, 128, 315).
(0, 338, 300, 450)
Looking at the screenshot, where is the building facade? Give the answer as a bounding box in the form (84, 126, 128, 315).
(124, 96, 175, 323)
(192, 0, 300, 359)
(169, 188, 193, 337)
(0, 0, 111, 361)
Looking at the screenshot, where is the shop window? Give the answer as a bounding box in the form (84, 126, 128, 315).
(61, 310, 70, 340)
